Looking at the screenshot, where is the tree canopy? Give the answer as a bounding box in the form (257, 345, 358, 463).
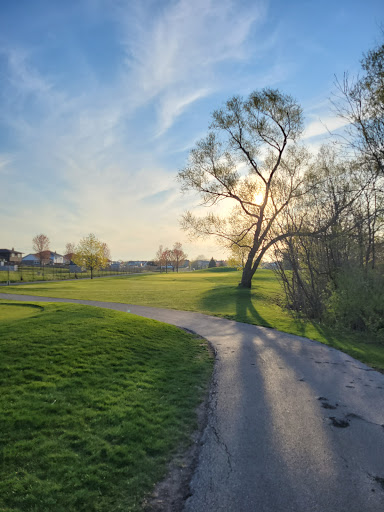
(178, 88, 337, 288)
(32, 234, 50, 265)
(73, 233, 110, 279)
(333, 38, 384, 174)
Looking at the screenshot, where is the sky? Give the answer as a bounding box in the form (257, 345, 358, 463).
(0, 0, 383, 260)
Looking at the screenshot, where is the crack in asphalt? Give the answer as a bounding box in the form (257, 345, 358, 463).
(210, 423, 233, 476)
(205, 369, 233, 477)
(345, 413, 384, 430)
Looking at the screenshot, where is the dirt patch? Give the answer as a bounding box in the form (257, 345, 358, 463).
(143, 334, 215, 512)
(142, 397, 209, 512)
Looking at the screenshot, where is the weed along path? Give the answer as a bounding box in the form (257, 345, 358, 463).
(2, 293, 384, 512)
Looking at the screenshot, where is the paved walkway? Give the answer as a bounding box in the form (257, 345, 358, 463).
(2, 294, 384, 511)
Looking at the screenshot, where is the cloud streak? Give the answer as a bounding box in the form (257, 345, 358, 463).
(118, 0, 266, 134)
(4, 0, 363, 259)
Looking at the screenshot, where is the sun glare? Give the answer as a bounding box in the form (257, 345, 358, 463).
(254, 193, 264, 205)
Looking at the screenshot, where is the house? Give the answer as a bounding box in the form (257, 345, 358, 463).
(48, 252, 64, 265)
(109, 261, 121, 271)
(191, 259, 209, 270)
(22, 253, 40, 265)
(0, 248, 23, 263)
(64, 253, 75, 265)
(160, 265, 174, 270)
(127, 260, 147, 267)
(22, 251, 64, 265)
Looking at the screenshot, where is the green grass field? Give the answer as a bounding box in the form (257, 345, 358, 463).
(0, 301, 213, 512)
(2, 268, 383, 371)
(0, 266, 134, 283)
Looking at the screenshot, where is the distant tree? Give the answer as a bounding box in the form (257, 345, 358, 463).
(32, 234, 50, 265)
(171, 242, 187, 272)
(73, 233, 109, 279)
(155, 245, 173, 273)
(64, 242, 77, 263)
(227, 238, 252, 268)
(208, 257, 216, 268)
(155, 245, 165, 272)
(101, 242, 111, 263)
(163, 248, 172, 273)
(65, 242, 76, 255)
(190, 254, 207, 270)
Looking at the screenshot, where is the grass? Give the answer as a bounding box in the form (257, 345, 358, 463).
(0, 301, 213, 512)
(1, 269, 383, 371)
(0, 266, 135, 283)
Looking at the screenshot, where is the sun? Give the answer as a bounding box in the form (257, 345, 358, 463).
(254, 192, 264, 205)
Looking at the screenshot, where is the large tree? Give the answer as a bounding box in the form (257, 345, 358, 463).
(178, 88, 313, 288)
(333, 39, 384, 174)
(73, 233, 109, 279)
(32, 234, 50, 265)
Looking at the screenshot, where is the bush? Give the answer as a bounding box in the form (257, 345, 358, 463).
(327, 268, 384, 337)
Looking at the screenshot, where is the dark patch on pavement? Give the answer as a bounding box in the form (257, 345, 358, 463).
(318, 396, 337, 409)
(374, 476, 384, 491)
(329, 417, 350, 428)
(322, 402, 337, 409)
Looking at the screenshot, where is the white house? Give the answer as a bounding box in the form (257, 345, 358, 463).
(49, 252, 64, 264)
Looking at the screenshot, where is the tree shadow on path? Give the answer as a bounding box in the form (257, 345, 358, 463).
(199, 285, 272, 328)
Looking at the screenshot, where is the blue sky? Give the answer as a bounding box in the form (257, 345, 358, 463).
(0, 0, 383, 260)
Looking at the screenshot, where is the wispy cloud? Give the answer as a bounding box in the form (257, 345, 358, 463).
(303, 116, 349, 139)
(118, 0, 266, 134)
(0, 0, 285, 258)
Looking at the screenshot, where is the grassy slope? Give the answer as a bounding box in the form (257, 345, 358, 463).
(1, 269, 383, 371)
(0, 302, 213, 512)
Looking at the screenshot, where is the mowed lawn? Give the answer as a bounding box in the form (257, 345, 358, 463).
(2, 268, 384, 371)
(0, 302, 213, 512)
(0, 269, 292, 326)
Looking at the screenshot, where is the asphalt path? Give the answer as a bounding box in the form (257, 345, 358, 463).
(2, 293, 384, 511)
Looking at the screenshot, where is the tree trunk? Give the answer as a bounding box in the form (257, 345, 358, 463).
(239, 249, 257, 288)
(239, 265, 254, 288)
(91, 267, 93, 279)
(238, 241, 266, 288)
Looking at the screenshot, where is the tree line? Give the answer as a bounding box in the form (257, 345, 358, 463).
(32, 233, 111, 279)
(177, 36, 384, 337)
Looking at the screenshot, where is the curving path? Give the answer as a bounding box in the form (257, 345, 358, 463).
(2, 293, 384, 511)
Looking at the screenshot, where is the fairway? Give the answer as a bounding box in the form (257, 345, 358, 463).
(0, 301, 213, 512)
(0, 269, 285, 323)
(2, 269, 383, 372)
